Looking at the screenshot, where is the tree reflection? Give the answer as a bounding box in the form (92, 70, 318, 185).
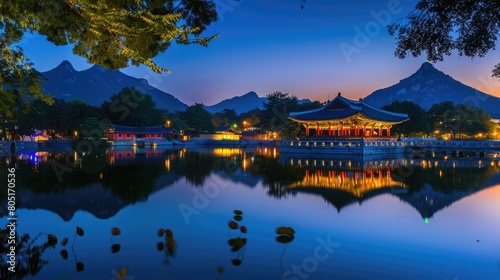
(0, 226, 51, 279)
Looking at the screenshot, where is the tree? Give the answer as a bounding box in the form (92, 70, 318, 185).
(179, 103, 214, 136)
(0, 35, 53, 138)
(101, 87, 166, 127)
(383, 101, 431, 137)
(260, 91, 299, 135)
(211, 108, 239, 127)
(0, 0, 219, 73)
(388, 1, 500, 78)
(428, 102, 494, 138)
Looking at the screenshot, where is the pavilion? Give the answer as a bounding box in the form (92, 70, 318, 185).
(288, 93, 409, 138)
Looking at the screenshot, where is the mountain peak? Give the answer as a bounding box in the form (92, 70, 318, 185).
(417, 61, 437, 72)
(54, 60, 76, 73)
(243, 91, 258, 98)
(362, 62, 500, 115)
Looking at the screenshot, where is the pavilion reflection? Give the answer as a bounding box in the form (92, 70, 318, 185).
(280, 155, 500, 217)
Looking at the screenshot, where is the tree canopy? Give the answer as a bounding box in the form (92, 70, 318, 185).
(180, 103, 214, 136)
(101, 87, 166, 127)
(388, 0, 500, 78)
(382, 101, 431, 137)
(428, 102, 494, 139)
(0, 0, 219, 73)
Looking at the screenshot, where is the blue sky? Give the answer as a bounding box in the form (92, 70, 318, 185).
(21, 0, 500, 106)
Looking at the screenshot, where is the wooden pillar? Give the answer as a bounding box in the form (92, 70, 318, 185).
(370, 125, 374, 137)
(362, 124, 366, 137)
(316, 123, 320, 136)
(340, 125, 343, 136)
(305, 124, 309, 137)
(378, 127, 382, 137)
(387, 127, 391, 137)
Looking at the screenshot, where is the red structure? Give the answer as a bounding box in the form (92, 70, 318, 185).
(288, 93, 409, 138)
(105, 124, 178, 141)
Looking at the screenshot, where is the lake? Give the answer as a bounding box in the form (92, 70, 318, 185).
(1, 146, 500, 279)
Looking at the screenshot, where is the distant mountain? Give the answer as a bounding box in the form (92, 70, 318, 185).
(205, 91, 312, 114)
(205, 91, 265, 114)
(363, 62, 500, 115)
(41, 60, 188, 112)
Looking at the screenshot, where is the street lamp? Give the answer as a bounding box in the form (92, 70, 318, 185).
(243, 121, 247, 131)
(166, 120, 171, 127)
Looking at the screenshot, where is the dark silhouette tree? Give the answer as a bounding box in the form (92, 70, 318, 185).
(383, 101, 431, 137)
(179, 103, 214, 136)
(388, 0, 500, 78)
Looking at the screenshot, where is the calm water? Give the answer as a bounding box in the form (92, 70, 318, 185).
(1, 146, 500, 280)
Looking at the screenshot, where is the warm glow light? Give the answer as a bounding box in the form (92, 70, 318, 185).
(165, 159, 171, 171)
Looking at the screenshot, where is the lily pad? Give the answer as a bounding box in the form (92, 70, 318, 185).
(276, 226, 295, 235)
(76, 226, 84, 237)
(111, 244, 121, 254)
(60, 249, 68, 260)
(111, 227, 121, 236)
(228, 220, 238, 230)
(276, 235, 294, 244)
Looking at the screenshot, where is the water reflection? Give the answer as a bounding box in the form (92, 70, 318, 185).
(1, 148, 500, 222)
(0, 147, 499, 279)
(281, 155, 500, 219)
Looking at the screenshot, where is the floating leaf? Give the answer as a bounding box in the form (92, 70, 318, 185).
(166, 238, 176, 250)
(240, 226, 247, 234)
(116, 267, 128, 280)
(47, 234, 57, 242)
(233, 210, 243, 215)
(276, 235, 294, 244)
(228, 220, 238, 230)
(216, 266, 225, 273)
(276, 227, 295, 235)
(234, 215, 243, 221)
(111, 244, 121, 254)
(61, 237, 68, 246)
(60, 249, 68, 260)
(165, 229, 173, 238)
(157, 229, 165, 237)
(156, 242, 164, 251)
(228, 237, 247, 252)
(227, 237, 246, 247)
(76, 262, 85, 272)
(76, 226, 84, 236)
(231, 259, 242, 266)
(111, 227, 121, 236)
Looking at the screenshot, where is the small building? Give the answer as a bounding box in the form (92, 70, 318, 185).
(197, 125, 241, 141)
(105, 124, 178, 141)
(241, 130, 269, 141)
(288, 93, 409, 138)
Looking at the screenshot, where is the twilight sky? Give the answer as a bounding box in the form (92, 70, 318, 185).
(21, 0, 500, 106)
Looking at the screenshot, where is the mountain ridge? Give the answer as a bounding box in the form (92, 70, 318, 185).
(41, 60, 189, 113)
(362, 62, 500, 115)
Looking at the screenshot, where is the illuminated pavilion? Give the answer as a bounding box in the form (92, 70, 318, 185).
(288, 93, 409, 138)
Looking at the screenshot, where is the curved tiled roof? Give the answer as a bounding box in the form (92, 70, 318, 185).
(289, 93, 409, 123)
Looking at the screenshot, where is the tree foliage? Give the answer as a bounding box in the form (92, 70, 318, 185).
(383, 101, 430, 137)
(179, 103, 214, 136)
(428, 102, 494, 139)
(0, 35, 53, 136)
(101, 87, 166, 127)
(388, 0, 500, 78)
(0, 0, 219, 73)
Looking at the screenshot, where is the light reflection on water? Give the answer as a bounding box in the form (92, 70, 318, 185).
(0, 147, 499, 279)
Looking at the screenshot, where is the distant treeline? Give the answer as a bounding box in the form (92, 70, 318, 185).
(2, 87, 497, 140)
